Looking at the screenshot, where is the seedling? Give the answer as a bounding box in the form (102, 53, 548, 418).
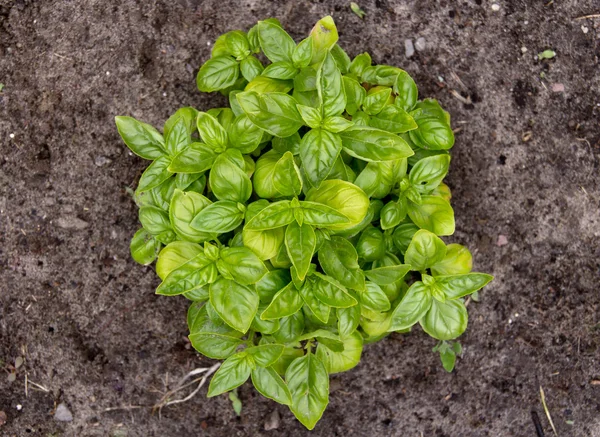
(116, 16, 492, 430)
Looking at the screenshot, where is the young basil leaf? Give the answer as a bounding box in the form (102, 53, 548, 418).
(224, 30, 250, 60)
(312, 273, 357, 308)
(392, 223, 419, 254)
(156, 252, 217, 296)
(342, 76, 366, 116)
(156, 241, 203, 280)
(299, 128, 342, 188)
(364, 264, 411, 286)
(164, 108, 198, 139)
(415, 99, 451, 124)
(286, 352, 329, 430)
(244, 200, 294, 231)
(407, 195, 455, 236)
(309, 15, 338, 64)
(209, 151, 252, 203)
(189, 200, 244, 234)
(304, 179, 369, 231)
(251, 305, 281, 334)
(299, 201, 349, 228)
(168, 142, 218, 174)
(137, 156, 173, 192)
(188, 305, 244, 359)
(316, 330, 362, 374)
(197, 56, 240, 92)
(247, 344, 285, 367)
(420, 299, 468, 340)
(207, 352, 253, 397)
(370, 105, 417, 133)
(272, 311, 305, 343)
(404, 229, 447, 271)
(240, 55, 264, 82)
(115, 116, 166, 159)
(139, 205, 171, 235)
(163, 117, 190, 157)
(237, 91, 304, 138)
(196, 112, 228, 151)
(130, 228, 161, 265)
(435, 273, 493, 299)
(245, 76, 293, 93)
(262, 61, 299, 80)
(169, 189, 213, 243)
(297, 104, 322, 129)
(318, 237, 365, 291)
(360, 282, 390, 312)
(292, 36, 314, 69)
(273, 151, 303, 196)
(339, 127, 414, 162)
(253, 150, 282, 198)
(362, 65, 400, 86)
(430, 244, 473, 276)
(243, 227, 285, 261)
(327, 156, 356, 182)
(175, 172, 204, 191)
(393, 70, 418, 111)
(251, 366, 293, 406)
(317, 52, 346, 118)
(210, 277, 259, 333)
(409, 116, 455, 150)
(440, 347, 457, 373)
(229, 114, 263, 154)
(261, 282, 303, 320)
(217, 246, 268, 285)
(380, 200, 407, 230)
(409, 154, 451, 193)
(356, 226, 386, 261)
(353, 162, 382, 197)
(388, 281, 432, 331)
(256, 269, 291, 303)
(349, 52, 371, 78)
(299, 279, 331, 323)
(363, 86, 392, 116)
(285, 221, 316, 280)
(272, 132, 301, 155)
(330, 44, 351, 73)
(322, 116, 353, 133)
(257, 20, 295, 63)
(337, 304, 361, 338)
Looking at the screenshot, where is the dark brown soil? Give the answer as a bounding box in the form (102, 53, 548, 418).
(1, 1, 599, 436)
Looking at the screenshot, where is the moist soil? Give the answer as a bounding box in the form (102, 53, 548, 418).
(1, 1, 599, 436)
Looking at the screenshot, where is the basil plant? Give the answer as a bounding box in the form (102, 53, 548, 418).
(116, 16, 492, 430)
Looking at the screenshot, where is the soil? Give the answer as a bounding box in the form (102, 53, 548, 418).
(1, 0, 599, 436)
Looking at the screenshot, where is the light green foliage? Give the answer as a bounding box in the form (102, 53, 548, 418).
(116, 16, 492, 430)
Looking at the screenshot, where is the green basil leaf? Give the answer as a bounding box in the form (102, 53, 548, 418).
(415, 99, 451, 124)
(299, 128, 342, 188)
(312, 273, 357, 308)
(156, 252, 217, 296)
(392, 223, 419, 254)
(163, 116, 190, 157)
(273, 151, 303, 196)
(226, 114, 262, 154)
(409, 154, 451, 193)
(305, 179, 369, 231)
(237, 91, 304, 138)
(137, 156, 173, 191)
(430, 244, 473, 276)
(130, 228, 161, 265)
(240, 55, 264, 82)
(217, 247, 268, 285)
(272, 132, 301, 155)
(245, 76, 293, 93)
(262, 61, 299, 80)
(317, 52, 346, 118)
(407, 195, 455, 236)
(168, 142, 217, 173)
(393, 70, 418, 110)
(370, 105, 417, 133)
(261, 282, 303, 320)
(190, 200, 245, 233)
(322, 116, 353, 133)
(353, 162, 382, 198)
(251, 366, 293, 405)
(292, 36, 314, 69)
(337, 304, 361, 338)
(207, 352, 252, 397)
(211, 33, 231, 57)
(189, 332, 243, 360)
(309, 15, 338, 64)
(404, 229, 447, 271)
(285, 221, 316, 280)
(243, 227, 285, 260)
(196, 112, 228, 150)
(440, 348, 457, 372)
(349, 52, 371, 78)
(247, 344, 285, 367)
(327, 156, 356, 182)
(156, 241, 204, 280)
(300, 201, 349, 228)
(330, 44, 351, 74)
(253, 150, 282, 198)
(435, 273, 493, 299)
(286, 352, 329, 430)
(389, 281, 432, 331)
(272, 311, 305, 343)
(115, 116, 166, 159)
(316, 330, 362, 374)
(175, 172, 204, 191)
(409, 116, 455, 150)
(342, 76, 366, 116)
(245, 200, 294, 231)
(380, 200, 407, 230)
(420, 299, 468, 340)
(356, 226, 386, 261)
(362, 65, 400, 86)
(299, 279, 331, 324)
(168, 189, 213, 243)
(364, 264, 411, 286)
(360, 282, 390, 312)
(318, 237, 365, 291)
(164, 108, 198, 139)
(225, 30, 250, 59)
(339, 127, 414, 162)
(363, 86, 392, 115)
(251, 304, 281, 333)
(197, 56, 240, 92)
(297, 104, 322, 129)
(209, 151, 252, 203)
(257, 20, 295, 63)
(256, 269, 291, 303)
(210, 277, 259, 333)
(139, 205, 171, 235)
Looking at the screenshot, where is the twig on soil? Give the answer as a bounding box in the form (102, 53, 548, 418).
(26, 379, 49, 393)
(531, 411, 546, 437)
(574, 14, 600, 20)
(153, 363, 221, 419)
(103, 405, 147, 413)
(539, 386, 558, 435)
(448, 88, 472, 105)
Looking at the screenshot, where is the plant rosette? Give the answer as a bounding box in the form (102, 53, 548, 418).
(116, 16, 493, 430)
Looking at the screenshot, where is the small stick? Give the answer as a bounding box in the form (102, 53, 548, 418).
(539, 386, 558, 435)
(448, 88, 472, 105)
(103, 405, 147, 413)
(531, 411, 546, 437)
(27, 380, 50, 393)
(574, 14, 600, 20)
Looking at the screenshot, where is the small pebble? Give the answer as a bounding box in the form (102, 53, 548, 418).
(162, 92, 167, 97)
(264, 409, 280, 431)
(9, 133, 15, 139)
(415, 37, 426, 51)
(491, 3, 500, 11)
(404, 39, 415, 58)
(94, 156, 111, 167)
(56, 216, 89, 230)
(521, 46, 528, 53)
(496, 235, 508, 246)
(581, 25, 589, 34)
(106, 71, 110, 76)
(16, 405, 22, 411)
(54, 403, 73, 422)
(185, 63, 194, 74)
(551, 83, 565, 93)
